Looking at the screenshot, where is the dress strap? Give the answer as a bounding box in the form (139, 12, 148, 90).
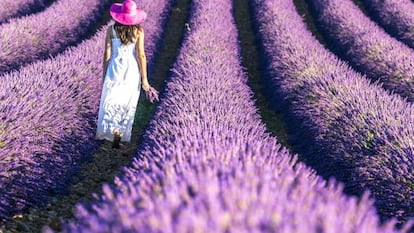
(112, 25, 117, 38)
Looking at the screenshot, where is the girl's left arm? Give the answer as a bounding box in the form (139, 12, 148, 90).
(136, 28, 149, 91)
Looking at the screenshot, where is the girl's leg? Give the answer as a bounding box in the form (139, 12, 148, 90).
(112, 130, 121, 148)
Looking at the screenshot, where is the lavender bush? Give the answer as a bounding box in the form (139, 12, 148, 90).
(306, 0, 414, 103)
(58, 0, 406, 232)
(361, 0, 414, 49)
(0, 0, 110, 74)
(63, 141, 406, 233)
(250, 0, 414, 226)
(0, 0, 51, 24)
(0, 0, 172, 220)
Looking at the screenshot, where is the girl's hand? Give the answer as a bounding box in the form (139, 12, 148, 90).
(142, 81, 150, 92)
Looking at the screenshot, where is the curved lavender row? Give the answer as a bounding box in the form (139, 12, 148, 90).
(0, 0, 50, 24)
(306, 0, 414, 102)
(60, 0, 404, 232)
(0, 0, 110, 74)
(250, 0, 414, 225)
(64, 141, 404, 233)
(360, 0, 414, 49)
(0, 0, 171, 219)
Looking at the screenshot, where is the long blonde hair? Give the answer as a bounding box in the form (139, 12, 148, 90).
(114, 22, 142, 44)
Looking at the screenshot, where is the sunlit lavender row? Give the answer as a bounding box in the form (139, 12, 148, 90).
(0, 0, 110, 74)
(361, 0, 414, 49)
(307, 0, 414, 103)
(59, 0, 405, 232)
(0, 0, 50, 24)
(0, 0, 171, 220)
(250, 0, 414, 226)
(63, 143, 404, 233)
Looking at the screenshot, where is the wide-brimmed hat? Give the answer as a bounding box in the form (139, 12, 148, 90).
(110, 0, 147, 25)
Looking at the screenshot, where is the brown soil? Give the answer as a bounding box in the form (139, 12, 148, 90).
(292, 0, 328, 47)
(233, 0, 291, 150)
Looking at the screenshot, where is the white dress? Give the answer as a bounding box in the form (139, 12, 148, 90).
(96, 25, 141, 142)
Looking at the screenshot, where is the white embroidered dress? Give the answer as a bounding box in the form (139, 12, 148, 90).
(96, 25, 141, 142)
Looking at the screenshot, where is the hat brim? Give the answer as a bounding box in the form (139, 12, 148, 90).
(110, 4, 147, 25)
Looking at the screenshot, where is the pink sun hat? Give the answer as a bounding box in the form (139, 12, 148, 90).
(110, 0, 147, 25)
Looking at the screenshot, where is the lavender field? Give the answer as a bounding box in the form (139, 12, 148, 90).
(0, 0, 413, 232)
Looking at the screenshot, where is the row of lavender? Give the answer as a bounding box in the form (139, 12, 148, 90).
(57, 0, 404, 232)
(305, 0, 414, 103)
(0, 0, 51, 24)
(250, 0, 414, 226)
(0, 0, 172, 220)
(360, 0, 414, 49)
(0, 0, 110, 74)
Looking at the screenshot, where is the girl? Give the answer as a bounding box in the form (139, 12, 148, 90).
(96, 0, 150, 148)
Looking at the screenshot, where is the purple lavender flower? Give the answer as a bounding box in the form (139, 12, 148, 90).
(361, 0, 414, 49)
(0, 0, 49, 24)
(308, 0, 414, 103)
(144, 86, 159, 103)
(0, 0, 111, 74)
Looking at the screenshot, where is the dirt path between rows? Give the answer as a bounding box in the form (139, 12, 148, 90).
(233, 0, 292, 151)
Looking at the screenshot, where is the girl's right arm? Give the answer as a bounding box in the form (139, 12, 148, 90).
(102, 27, 112, 81)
